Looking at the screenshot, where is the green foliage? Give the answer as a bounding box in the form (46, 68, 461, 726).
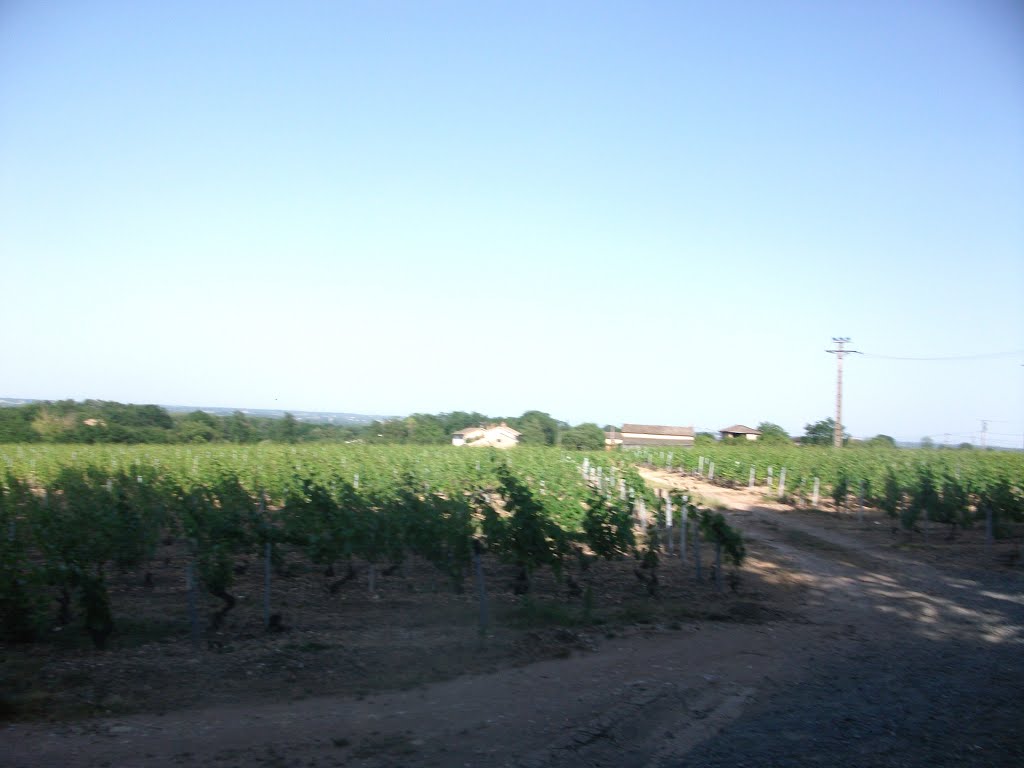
(30, 467, 168, 647)
(978, 478, 1024, 537)
(0, 400, 365, 445)
(803, 418, 847, 446)
(483, 464, 569, 583)
(176, 411, 220, 443)
(0, 442, 1020, 650)
(402, 415, 448, 444)
(510, 411, 565, 446)
(275, 413, 300, 444)
(933, 474, 972, 533)
(368, 411, 493, 445)
(581, 489, 635, 560)
(755, 422, 790, 444)
(865, 434, 896, 448)
(0, 406, 40, 442)
(284, 478, 358, 568)
(832, 473, 849, 511)
(903, 469, 939, 532)
(878, 469, 902, 519)
(174, 474, 260, 627)
(351, 491, 404, 567)
(108, 472, 167, 569)
(698, 510, 746, 566)
(399, 490, 477, 588)
(224, 411, 254, 443)
(561, 423, 606, 451)
(78, 571, 114, 649)
(0, 476, 47, 641)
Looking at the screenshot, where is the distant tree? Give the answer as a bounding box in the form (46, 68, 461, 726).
(225, 411, 254, 443)
(755, 422, 790, 444)
(957, 442, 974, 450)
(803, 418, 848, 446)
(276, 412, 300, 443)
(369, 418, 409, 443)
(176, 410, 219, 443)
(695, 432, 718, 446)
(0, 400, 370, 444)
(0, 406, 38, 442)
(31, 409, 76, 442)
(561, 423, 605, 451)
(920, 436, 936, 450)
(135, 404, 174, 430)
(515, 420, 546, 445)
(865, 434, 896, 448)
(441, 411, 489, 435)
(511, 411, 563, 446)
(98, 401, 174, 431)
(404, 414, 447, 444)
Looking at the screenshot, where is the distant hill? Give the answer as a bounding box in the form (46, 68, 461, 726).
(160, 404, 395, 426)
(0, 398, 393, 426)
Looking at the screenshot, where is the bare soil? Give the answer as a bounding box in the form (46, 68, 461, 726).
(2, 471, 1022, 767)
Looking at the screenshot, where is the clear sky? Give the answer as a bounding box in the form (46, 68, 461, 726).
(2, 1, 1022, 447)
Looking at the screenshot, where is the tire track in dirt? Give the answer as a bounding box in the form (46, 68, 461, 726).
(1, 621, 798, 768)
(641, 471, 1024, 767)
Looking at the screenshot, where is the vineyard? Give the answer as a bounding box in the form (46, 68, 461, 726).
(0, 445, 749, 651)
(641, 443, 1024, 542)
(1, 442, 1022, 722)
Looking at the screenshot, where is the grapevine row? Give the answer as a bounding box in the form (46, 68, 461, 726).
(0, 445, 742, 647)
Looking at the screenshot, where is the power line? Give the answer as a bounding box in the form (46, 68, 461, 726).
(861, 349, 1024, 361)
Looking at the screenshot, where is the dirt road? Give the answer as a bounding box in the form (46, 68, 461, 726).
(3, 474, 1022, 767)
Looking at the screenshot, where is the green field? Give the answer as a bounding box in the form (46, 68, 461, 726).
(1, 443, 1020, 651)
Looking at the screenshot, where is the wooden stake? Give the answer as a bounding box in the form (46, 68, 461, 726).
(665, 497, 673, 555)
(693, 517, 702, 582)
(186, 560, 200, 650)
(714, 543, 722, 592)
(473, 540, 489, 637)
(263, 541, 272, 631)
(680, 504, 688, 566)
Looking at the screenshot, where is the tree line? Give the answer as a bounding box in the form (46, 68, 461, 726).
(0, 401, 350, 445)
(2, 402, 981, 452)
(365, 410, 605, 450)
(0, 401, 608, 449)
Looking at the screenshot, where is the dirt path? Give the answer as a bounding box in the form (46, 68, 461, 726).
(645, 472, 1024, 767)
(3, 474, 1022, 768)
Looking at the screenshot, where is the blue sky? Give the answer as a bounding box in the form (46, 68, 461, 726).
(2, 1, 1022, 446)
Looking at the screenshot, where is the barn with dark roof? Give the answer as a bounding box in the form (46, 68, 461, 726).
(619, 424, 696, 447)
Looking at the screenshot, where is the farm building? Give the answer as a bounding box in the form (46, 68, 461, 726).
(604, 429, 623, 449)
(619, 424, 695, 448)
(720, 425, 762, 441)
(451, 423, 521, 448)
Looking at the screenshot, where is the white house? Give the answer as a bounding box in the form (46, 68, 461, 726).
(451, 427, 485, 446)
(720, 424, 762, 441)
(451, 423, 521, 448)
